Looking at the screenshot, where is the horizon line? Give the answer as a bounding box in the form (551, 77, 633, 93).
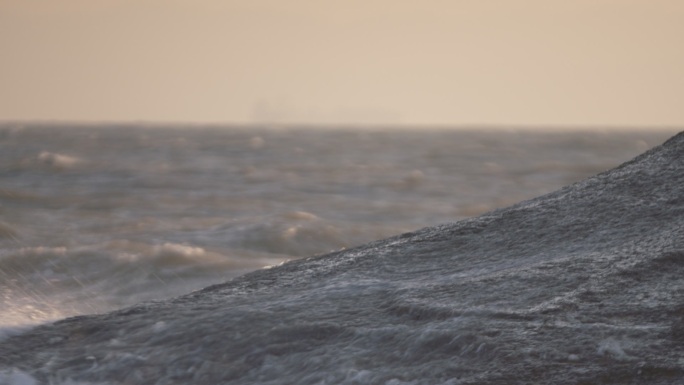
(0, 119, 682, 132)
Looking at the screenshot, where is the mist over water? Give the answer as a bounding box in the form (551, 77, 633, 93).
(0, 124, 676, 329)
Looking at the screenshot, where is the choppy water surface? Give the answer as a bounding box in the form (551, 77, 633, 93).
(2, 129, 683, 385)
(0, 124, 676, 329)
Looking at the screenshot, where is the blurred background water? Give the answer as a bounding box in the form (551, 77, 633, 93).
(0, 123, 677, 328)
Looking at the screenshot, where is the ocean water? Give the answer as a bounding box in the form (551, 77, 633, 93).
(0, 123, 677, 330)
(2, 128, 683, 384)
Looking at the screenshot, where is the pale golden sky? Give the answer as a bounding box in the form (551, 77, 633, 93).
(1, 0, 683, 126)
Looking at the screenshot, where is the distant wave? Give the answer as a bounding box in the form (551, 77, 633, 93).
(6, 151, 86, 172)
(36, 151, 83, 169)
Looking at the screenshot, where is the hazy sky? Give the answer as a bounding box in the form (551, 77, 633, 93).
(1, 1, 683, 127)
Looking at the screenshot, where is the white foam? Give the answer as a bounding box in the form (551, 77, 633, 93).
(281, 211, 319, 221)
(262, 260, 288, 269)
(152, 321, 167, 333)
(37, 151, 82, 168)
(153, 243, 206, 259)
(597, 337, 629, 360)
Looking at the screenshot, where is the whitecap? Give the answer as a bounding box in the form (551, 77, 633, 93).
(597, 337, 630, 361)
(281, 211, 319, 221)
(36, 151, 83, 169)
(153, 243, 206, 259)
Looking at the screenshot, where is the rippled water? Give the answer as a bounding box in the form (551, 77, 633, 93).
(0, 123, 677, 328)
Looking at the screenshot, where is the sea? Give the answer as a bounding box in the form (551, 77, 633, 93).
(0, 123, 677, 331)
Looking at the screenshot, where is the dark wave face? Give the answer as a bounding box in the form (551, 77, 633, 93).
(1, 132, 684, 384)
